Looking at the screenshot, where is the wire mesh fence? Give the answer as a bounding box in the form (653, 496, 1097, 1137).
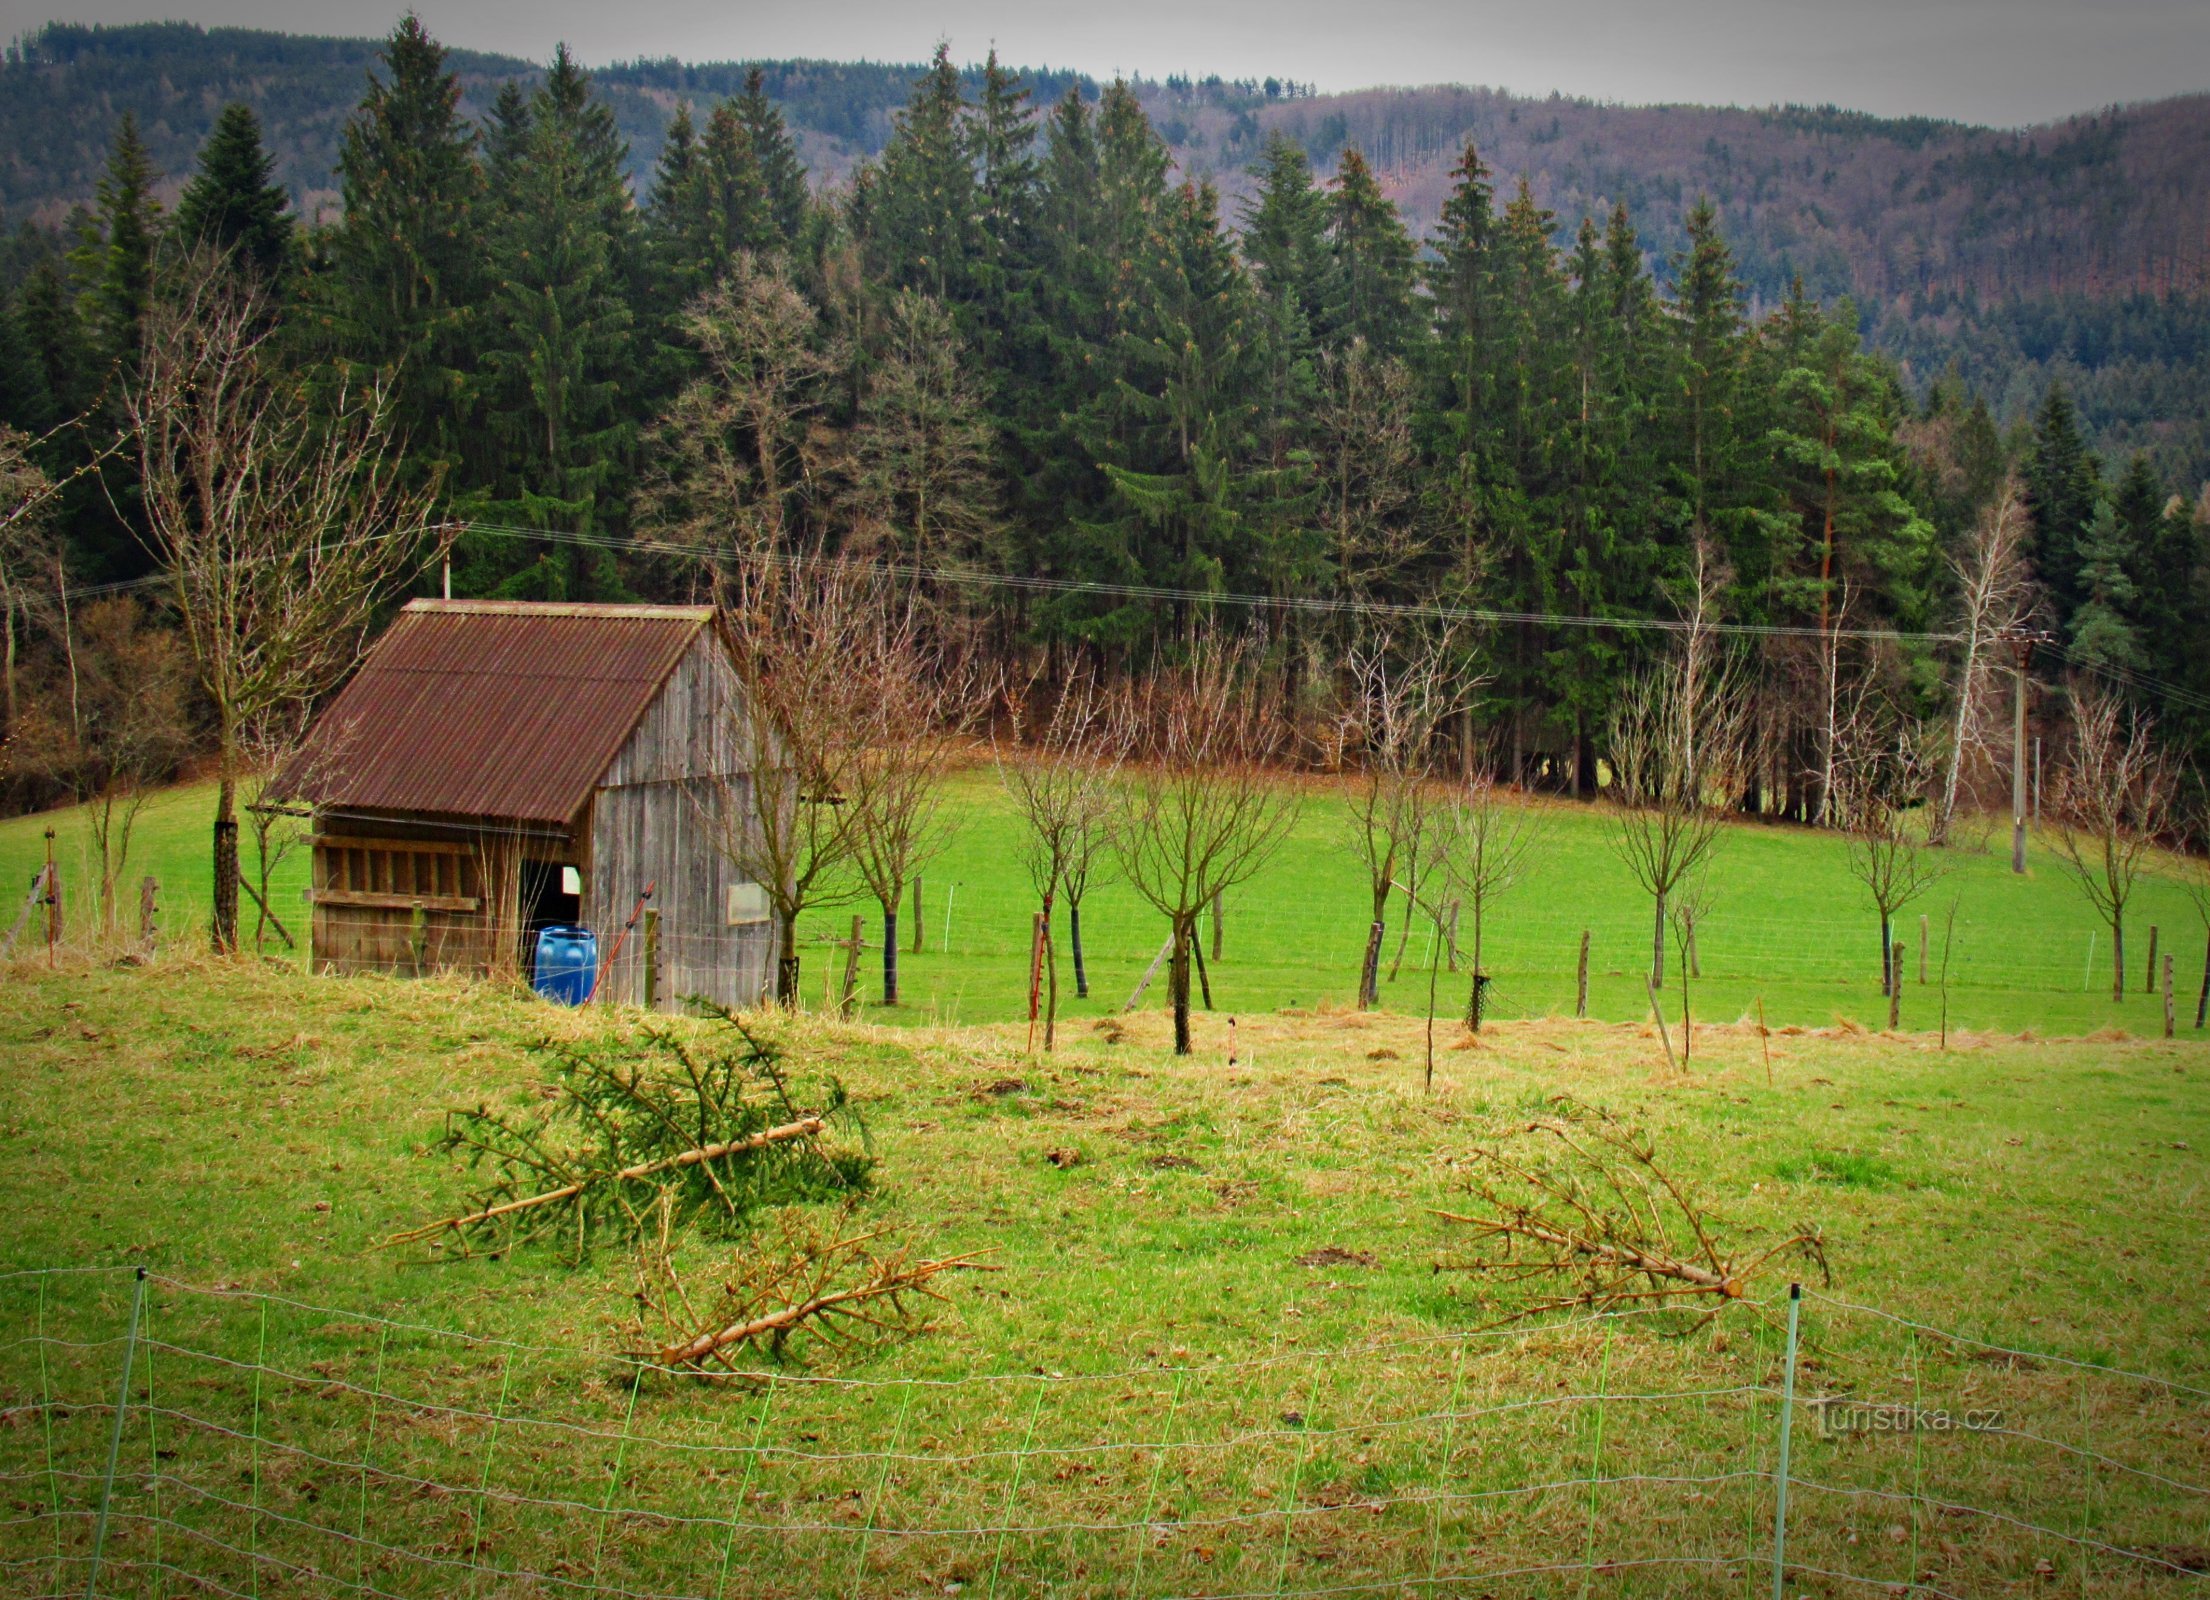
(3, 1265, 2204, 1599)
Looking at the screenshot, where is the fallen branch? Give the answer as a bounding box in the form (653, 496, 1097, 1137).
(383, 1116, 826, 1247)
(633, 1203, 998, 1371)
(390, 1011, 869, 1261)
(1434, 1096, 1825, 1328)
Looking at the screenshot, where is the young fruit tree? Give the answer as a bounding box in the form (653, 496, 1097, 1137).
(1328, 631, 1457, 1009)
(127, 254, 441, 951)
(707, 555, 881, 1005)
(1110, 630, 1302, 1056)
(2048, 685, 2179, 1003)
(1605, 561, 1749, 988)
(1439, 766, 1541, 1036)
(997, 667, 1126, 1046)
(1836, 707, 1950, 996)
(845, 613, 988, 1005)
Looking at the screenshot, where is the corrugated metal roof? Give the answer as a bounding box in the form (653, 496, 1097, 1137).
(284, 600, 718, 826)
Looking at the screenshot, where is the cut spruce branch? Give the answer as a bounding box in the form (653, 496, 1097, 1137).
(385, 1116, 827, 1247)
(1434, 1097, 1825, 1328)
(389, 1010, 870, 1261)
(632, 1204, 998, 1371)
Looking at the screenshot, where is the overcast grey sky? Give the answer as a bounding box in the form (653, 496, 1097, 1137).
(8, 0, 2205, 126)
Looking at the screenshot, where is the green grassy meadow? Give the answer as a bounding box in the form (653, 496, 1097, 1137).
(8, 765, 2207, 1039)
(1, 957, 2206, 1596)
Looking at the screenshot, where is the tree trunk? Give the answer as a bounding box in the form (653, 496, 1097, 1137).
(1361, 878, 1389, 1007)
(881, 904, 899, 1004)
(1170, 913, 1194, 1056)
(1650, 890, 1667, 989)
(776, 909, 801, 1004)
(1070, 900, 1089, 999)
(2195, 929, 2208, 1029)
(1879, 914, 1892, 997)
(2110, 912, 2125, 1003)
(1043, 916, 1058, 1052)
(211, 769, 240, 954)
(1465, 903, 1487, 1031)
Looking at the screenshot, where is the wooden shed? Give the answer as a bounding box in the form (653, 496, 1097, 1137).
(283, 599, 773, 1010)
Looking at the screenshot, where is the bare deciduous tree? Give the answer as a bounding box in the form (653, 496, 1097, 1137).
(14, 596, 189, 937)
(648, 253, 844, 562)
(997, 667, 1126, 1045)
(846, 617, 989, 1006)
(0, 427, 59, 737)
(1607, 549, 1749, 988)
(128, 254, 442, 951)
(1439, 767, 1542, 1035)
(1933, 479, 2032, 846)
(847, 289, 1001, 575)
(1110, 630, 1302, 1056)
(1835, 708, 1949, 997)
(1328, 631, 1458, 1008)
(708, 555, 881, 1005)
(2048, 685, 2179, 1002)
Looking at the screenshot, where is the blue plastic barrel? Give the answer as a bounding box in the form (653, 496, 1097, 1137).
(532, 925, 598, 1005)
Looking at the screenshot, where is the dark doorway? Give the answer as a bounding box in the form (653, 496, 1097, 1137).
(521, 859, 581, 949)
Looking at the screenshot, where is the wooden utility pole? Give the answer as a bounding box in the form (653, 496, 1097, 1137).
(2003, 630, 2052, 874)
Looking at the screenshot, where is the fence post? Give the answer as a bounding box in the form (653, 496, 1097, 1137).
(1770, 1282, 1802, 1600)
(1918, 913, 1928, 985)
(2146, 926, 2159, 995)
(1888, 946, 1902, 1031)
(911, 874, 925, 954)
(85, 1266, 149, 1600)
(409, 900, 428, 976)
(2162, 953, 2175, 1039)
(139, 876, 159, 961)
(839, 917, 863, 1019)
(642, 907, 660, 1010)
(1210, 889, 1224, 962)
(1576, 930, 1590, 1019)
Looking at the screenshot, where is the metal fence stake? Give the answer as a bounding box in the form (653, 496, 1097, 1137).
(86, 1266, 149, 1600)
(1771, 1283, 1802, 1600)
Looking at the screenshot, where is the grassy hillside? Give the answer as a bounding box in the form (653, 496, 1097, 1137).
(6, 767, 2205, 1039)
(1, 958, 2204, 1594)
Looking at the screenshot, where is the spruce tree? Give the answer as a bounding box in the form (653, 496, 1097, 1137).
(323, 16, 481, 483)
(2066, 498, 2140, 671)
(735, 67, 809, 246)
(2023, 382, 2101, 626)
(173, 102, 294, 281)
(1326, 148, 1417, 357)
(466, 47, 638, 595)
(861, 44, 976, 305)
(87, 113, 161, 366)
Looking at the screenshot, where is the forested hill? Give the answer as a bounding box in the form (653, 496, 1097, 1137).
(3, 20, 2208, 483)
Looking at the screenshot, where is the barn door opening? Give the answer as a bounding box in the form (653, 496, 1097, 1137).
(520, 860, 582, 956)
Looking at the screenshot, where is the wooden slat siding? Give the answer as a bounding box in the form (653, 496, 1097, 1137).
(308, 819, 528, 979)
(590, 630, 771, 1011)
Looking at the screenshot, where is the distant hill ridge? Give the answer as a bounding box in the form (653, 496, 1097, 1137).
(5, 20, 2208, 483)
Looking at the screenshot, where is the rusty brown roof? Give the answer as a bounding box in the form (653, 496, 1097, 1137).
(285, 600, 718, 826)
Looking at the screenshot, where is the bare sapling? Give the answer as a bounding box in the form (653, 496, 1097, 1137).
(1433, 1097, 1827, 1329)
(1328, 630, 1460, 1008)
(997, 665, 1126, 1046)
(1439, 764, 1540, 1038)
(845, 611, 990, 1005)
(1110, 628, 1302, 1056)
(2047, 684, 2179, 1003)
(128, 251, 444, 952)
(1835, 702, 1950, 996)
(1605, 547, 1749, 989)
(707, 555, 884, 1004)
